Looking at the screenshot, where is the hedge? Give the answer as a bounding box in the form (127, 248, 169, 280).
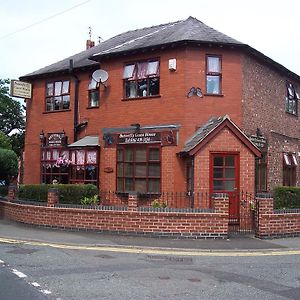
(273, 186, 300, 209)
(18, 184, 98, 204)
(0, 186, 8, 196)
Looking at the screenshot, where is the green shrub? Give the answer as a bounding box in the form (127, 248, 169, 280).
(18, 184, 98, 204)
(80, 194, 99, 205)
(0, 185, 8, 196)
(151, 199, 168, 208)
(273, 186, 300, 209)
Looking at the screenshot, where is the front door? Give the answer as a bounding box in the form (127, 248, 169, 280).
(210, 153, 240, 224)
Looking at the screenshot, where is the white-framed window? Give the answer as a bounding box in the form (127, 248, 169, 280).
(206, 55, 222, 95)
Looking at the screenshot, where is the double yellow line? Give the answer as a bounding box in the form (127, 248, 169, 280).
(0, 237, 299, 257)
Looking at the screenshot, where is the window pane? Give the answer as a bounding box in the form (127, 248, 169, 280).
(149, 78, 159, 96)
(62, 81, 69, 94)
(62, 95, 70, 109)
(117, 163, 123, 176)
(123, 64, 135, 79)
(136, 149, 146, 162)
(46, 97, 54, 111)
(225, 156, 235, 166)
(117, 149, 123, 162)
(147, 61, 159, 76)
(125, 148, 133, 161)
(125, 178, 134, 191)
(214, 156, 223, 166)
(125, 81, 137, 98)
(149, 148, 160, 161)
(213, 180, 223, 190)
(283, 153, 291, 166)
(124, 163, 133, 176)
(225, 168, 235, 179)
(89, 90, 99, 107)
(86, 166, 96, 180)
(117, 178, 123, 191)
(135, 164, 147, 177)
(88, 78, 98, 90)
(213, 168, 222, 178)
(137, 79, 148, 97)
(54, 96, 62, 110)
(207, 76, 220, 94)
(149, 179, 160, 193)
(224, 180, 235, 191)
(76, 150, 85, 165)
(149, 164, 160, 176)
(136, 62, 148, 79)
(53, 149, 59, 160)
(87, 151, 97, 164)
(135, 179, 147, 193)
(207, 56, 220, 73)
(46, 83, 53, 96)
(54, 81, 62, 96)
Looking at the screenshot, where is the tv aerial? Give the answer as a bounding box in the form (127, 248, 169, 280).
(92, 69, 109, 87)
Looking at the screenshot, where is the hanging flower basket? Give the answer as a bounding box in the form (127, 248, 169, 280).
(54, 157, 73, 168)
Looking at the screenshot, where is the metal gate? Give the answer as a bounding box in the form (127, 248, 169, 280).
(228, 192, 257, 235)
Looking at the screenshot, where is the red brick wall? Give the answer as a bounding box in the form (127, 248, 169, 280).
(256, 197, 300, 238)
(23, 46, 243, 191)
(194, 127, 255, 201)
(0, 198, 228, 238)
(241, 54, 300, 189)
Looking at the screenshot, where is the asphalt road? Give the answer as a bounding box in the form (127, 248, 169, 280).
(0, 240, 299, 300)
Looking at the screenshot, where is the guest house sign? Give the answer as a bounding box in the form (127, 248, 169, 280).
(118, 132, 161, 144)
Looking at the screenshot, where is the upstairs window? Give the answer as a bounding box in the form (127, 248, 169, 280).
(123, 59, 160, 99)
(283, 153, 298, 186)
(285, 82, 298, 115)
(88, 77, 99, 107)
(206, 55, 222, 95)
(46, 80, 70, 111)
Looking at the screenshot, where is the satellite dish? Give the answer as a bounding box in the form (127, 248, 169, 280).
(92, 69, 109, 83)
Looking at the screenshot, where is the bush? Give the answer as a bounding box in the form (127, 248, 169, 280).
(273, 186, 300, 209)
(80, 194, 99, 205)
(18, 184, 98, 204)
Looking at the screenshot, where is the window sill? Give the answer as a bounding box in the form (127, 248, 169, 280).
(86, 106, 99, 109)
(285, 111, 298, 117)
(122, 95, 161, 101)
(204, 93, 224, 97)
(43, 109, 71, 114)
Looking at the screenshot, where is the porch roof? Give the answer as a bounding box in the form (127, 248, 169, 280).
(180, 115, 261, 157)
(68, 136, 99, 147)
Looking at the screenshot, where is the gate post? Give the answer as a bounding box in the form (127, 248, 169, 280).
(212, 193, 229, 236)
(128, 192, 138, 212)
(47, 188, 59, 207)
(255, 193, 273, 238)
(7, 185, 17, 202)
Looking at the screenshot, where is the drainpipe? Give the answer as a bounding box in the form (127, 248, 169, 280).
(69, 59, 80, 142)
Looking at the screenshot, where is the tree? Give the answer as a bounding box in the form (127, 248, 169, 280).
(0, 79, 25, 156)
(0, 148, 18, 185)
(0, 131, 12, 149)
(0, 79, 25, 135)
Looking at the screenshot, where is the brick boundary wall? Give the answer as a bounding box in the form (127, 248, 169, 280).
(256, 196, 300, 238)
(0, 194, 229, 239)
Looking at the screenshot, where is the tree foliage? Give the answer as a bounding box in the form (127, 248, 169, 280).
(0, 131, 12, 149)
(0, 79, 25, 135)
(0, 148, 18, 185)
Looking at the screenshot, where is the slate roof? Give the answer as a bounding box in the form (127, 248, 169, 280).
(182, 116, 227, 153)
(20, 17, 243, 80)
(20, 16, 300, 82)
(181, 115, 260, 156)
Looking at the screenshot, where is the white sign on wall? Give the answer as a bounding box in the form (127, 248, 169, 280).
(10, 80, 32, 99)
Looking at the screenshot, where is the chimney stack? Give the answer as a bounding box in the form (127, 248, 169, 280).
(86, 39, 95, 50)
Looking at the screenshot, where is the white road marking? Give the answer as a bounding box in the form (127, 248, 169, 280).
(41, 290, 52, 295)
(12, 269, 27, 278)
(0, 259, 4, 264)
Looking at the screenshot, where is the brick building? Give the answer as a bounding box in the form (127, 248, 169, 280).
(20, 17, 299, 216)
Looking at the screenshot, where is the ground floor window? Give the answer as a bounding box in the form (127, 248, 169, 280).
(255, 152, 267, 192)
(41, 147, 98, 186)
(283, 153, 297, 186)
(116, 145, 161, 193)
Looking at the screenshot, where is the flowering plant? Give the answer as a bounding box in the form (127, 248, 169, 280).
(54, 157, 73, 167)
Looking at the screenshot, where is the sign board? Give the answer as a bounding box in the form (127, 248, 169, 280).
(10, 80, 32, 99)
(118, 132, 161, 144)
(249, 135, 267, 149)
(48, 133, 65, 146)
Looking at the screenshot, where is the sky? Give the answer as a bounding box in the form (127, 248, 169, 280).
(1, 0, 300, 81)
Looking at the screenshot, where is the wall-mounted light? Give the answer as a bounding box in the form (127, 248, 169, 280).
(39, 130, 45, 146)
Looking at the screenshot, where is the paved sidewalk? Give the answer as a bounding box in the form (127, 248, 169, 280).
(0, 218, 299, 251)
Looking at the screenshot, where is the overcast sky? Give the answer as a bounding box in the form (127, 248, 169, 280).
(1, 0, 300, 80)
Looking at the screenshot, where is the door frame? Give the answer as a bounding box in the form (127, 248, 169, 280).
(209, 152, 240, 222)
